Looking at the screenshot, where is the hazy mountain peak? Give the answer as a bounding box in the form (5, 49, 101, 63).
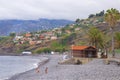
(0, 19, 74, 36)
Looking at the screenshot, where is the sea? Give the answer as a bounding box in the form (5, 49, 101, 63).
(0, 56, 44, 80)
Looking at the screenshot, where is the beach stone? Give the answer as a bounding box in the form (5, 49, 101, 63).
(8, 55, 120, 80)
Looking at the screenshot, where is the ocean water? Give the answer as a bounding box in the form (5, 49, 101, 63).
(0, 56, 43, 80)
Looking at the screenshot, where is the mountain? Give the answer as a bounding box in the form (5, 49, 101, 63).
(0, 18, 74, 36)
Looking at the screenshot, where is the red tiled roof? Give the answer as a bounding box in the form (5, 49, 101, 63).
(71, 46, 87, 50)
(25, 33, 31, 37)
(71, 46, 95, 50)
(40, 36, 44, 38)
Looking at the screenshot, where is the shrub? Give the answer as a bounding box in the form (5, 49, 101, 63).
(76, 60, 82, 65)
(34, 48, 51, 54)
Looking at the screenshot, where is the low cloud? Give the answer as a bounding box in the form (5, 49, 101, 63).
(0, 0, 119, 20)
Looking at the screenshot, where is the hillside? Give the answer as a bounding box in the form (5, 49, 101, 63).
(0, 10, 120, 54)
(0, 19, 73, 36)
(0, 16, 108, 54)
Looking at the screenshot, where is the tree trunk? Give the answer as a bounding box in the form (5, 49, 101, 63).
(111, 28, 115, 57)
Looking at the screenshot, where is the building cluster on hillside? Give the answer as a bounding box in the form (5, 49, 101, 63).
(13, 31, 57, 45)
(13, 24, 82, 45)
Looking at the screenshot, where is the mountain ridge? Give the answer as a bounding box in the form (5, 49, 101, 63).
(0, 18, 74, 36)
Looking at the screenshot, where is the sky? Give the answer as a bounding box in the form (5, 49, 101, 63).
(0, 0, 119, 20)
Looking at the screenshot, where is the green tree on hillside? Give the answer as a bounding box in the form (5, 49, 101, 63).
(61, 28, 65, 33)
(75, 18, 80, 23)
(88, 10, 104, 18)
(105, 8, 120, 57)
(9, 32, 16, 37)
(50, 41, 66, 52)
(96, 10, 104, 17)
(88, 14, 95, 18)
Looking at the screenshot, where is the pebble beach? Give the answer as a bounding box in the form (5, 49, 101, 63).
(8, 55, 120, 80)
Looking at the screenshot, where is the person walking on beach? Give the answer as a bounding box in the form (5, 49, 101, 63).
(45, 67, 48, 74)
(36, 65, 40, 73)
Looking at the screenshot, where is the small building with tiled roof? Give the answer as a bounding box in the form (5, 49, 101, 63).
(59, 46, 98, 64)
(71, 46, 97, 58)
(71, 45, 97, 64)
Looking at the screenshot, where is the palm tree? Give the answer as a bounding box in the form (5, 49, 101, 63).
(99, 34, 111, 57)
(88, 27, 110, 58)
(88, 27, 104, 49)
(105, 8, 120, 57)
(115, 32, 120, 48)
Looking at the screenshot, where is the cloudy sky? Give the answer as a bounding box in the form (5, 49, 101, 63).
(0, 0, 119, 20)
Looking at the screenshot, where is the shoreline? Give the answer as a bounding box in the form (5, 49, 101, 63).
(7, 54, 60, 80)
(0, 53, 43, 56)
(0, 53, 21, 56)
(5, 55, 49, 80)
